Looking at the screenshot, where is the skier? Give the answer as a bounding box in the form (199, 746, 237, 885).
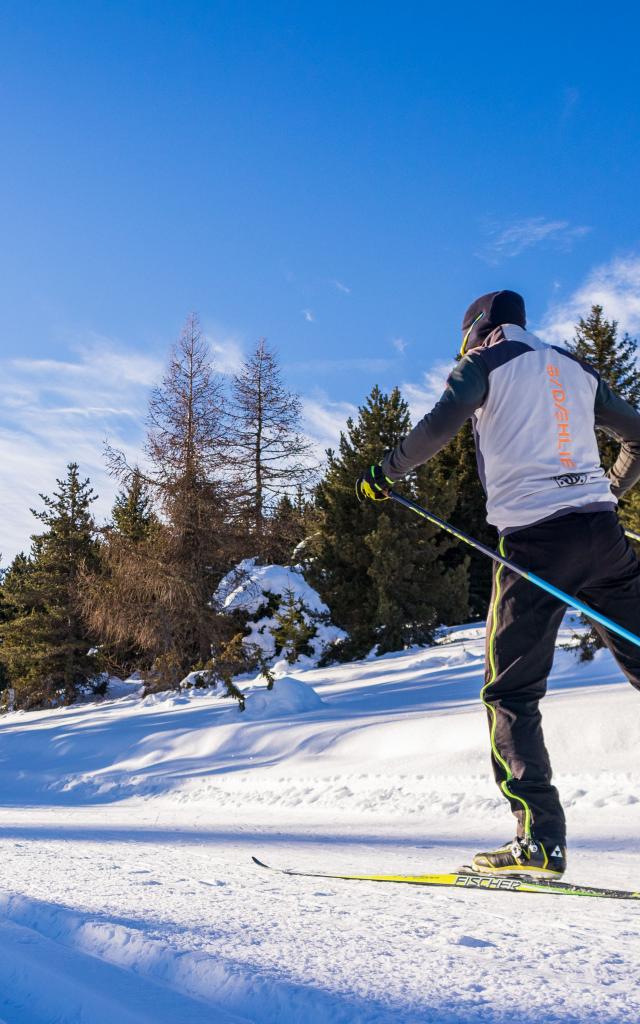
(356, 290, 640, 878)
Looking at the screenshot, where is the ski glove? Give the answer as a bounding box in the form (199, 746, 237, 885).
(356, 464, 393, 502)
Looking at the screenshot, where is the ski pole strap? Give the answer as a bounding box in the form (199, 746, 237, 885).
(389, 490, 640, 652)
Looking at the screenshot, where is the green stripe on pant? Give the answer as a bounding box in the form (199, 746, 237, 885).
(481, 537, 534, 838)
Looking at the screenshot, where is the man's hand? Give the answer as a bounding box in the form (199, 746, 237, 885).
(356, 464, 393, 502)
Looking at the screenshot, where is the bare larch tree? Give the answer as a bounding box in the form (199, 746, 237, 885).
(230, 338, 315, 560)
(83, 314, 238, 687)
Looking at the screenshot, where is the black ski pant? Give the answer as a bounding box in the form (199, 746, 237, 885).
(483, 509, 640, 845)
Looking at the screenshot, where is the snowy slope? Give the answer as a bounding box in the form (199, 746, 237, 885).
(0, 615, 639, 1023)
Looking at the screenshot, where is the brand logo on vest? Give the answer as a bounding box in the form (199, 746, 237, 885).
(553, 472, 588, 488)
(546, 364, 576, 469)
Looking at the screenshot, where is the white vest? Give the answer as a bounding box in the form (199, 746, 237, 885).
(475, 326, 614, 532)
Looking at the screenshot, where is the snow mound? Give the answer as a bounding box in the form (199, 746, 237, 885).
(243, 676, 325, 719)
(214, 559, 346, 666)
(107, 676, 145, 699)
(140, 683, 231, 708)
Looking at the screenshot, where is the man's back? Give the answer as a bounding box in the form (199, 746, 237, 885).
(381, 313, 640, 535)
(470, 324, 612, 532)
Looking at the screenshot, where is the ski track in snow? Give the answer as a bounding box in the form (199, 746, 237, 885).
(0, 618, 639, 1023)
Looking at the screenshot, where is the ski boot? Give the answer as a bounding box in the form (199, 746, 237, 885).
(470, 836, 567, 879)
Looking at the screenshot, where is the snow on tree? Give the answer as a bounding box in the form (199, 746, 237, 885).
(214, 559, 346, 668)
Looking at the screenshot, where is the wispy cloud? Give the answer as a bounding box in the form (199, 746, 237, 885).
(539, 254, 640, 344)
(0, 331, 247, 564)
(11, 343, 161, 391)
(302, 395, 356, 456)
(332, 279, 351, 294)
(401, 361, 452, 422)
(0, 326, 462, 563)
(0, 342, 160, 563)
(206, 333, 245, 375)
(392, 337, 408, 354)
(302, 309, 315, 322)
(479, 217, 591, 263)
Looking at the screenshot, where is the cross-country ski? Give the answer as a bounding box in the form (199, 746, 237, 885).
(252, 857, 640, 901)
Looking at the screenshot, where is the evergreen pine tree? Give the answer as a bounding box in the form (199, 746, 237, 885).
(308, 386, 468, 658)
(567, 305, 640, 469)
(0, 464, 100, 708)
(271, 589, 318, 663)
(430, 421, 495, 617)
(111, 468, 157, 541)
(268, 489, 318, 565)
(565, 305, 640, 657)
(568, 310, 640, 540)
(621, 486, 640, 542)
(0, 566, 13, 692)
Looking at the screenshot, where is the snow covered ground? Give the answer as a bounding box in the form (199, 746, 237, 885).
(1, 615, 639, 1023)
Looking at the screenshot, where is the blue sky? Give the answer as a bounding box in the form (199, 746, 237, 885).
(1, 1, 640, 559)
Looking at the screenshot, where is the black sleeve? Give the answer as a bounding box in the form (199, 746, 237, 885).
(595, 379, 640, 497)
(381, 354, 488, 481)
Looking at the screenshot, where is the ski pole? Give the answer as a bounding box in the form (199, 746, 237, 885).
(389, 490, 640, 651)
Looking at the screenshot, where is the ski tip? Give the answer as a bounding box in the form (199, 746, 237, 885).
(252, 856, 270, 869)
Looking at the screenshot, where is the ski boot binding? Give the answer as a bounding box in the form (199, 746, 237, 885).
(470, 836, 567, 879)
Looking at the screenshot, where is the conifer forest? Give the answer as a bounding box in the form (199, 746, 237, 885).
(1, 304, 636, 711)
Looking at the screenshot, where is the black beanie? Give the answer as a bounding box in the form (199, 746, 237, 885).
(461, 290, 526, 352)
